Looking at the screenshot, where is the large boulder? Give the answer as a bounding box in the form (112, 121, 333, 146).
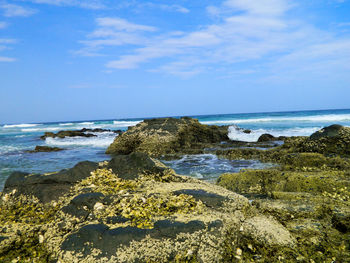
(106, 117, 229, 156)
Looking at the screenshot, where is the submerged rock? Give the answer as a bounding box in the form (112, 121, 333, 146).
(106, 117, 230, 156)
(28, 145, 64, 153)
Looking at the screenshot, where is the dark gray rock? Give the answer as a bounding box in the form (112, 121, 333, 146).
(106, 216, 129, 224)
(258, 134, 277, 142)
(61, 193, 104, 218)
(28, 146, 64, 153)
(152, 220, 205, 239)
(173, 189, 227, 208)
(61, 224, 149, 257)
(3, 161, 98, 203)
(107, 152, 170, 180)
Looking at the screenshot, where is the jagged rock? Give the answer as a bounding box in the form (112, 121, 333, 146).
(107, 152, 176, 180)
(3, 161, 98, 203)
(28, 146, 64, 153)
(106, 117, 229, 156)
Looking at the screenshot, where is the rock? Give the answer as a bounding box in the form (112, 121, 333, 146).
(243, 129, 252, 134)
(107, 152, 180, 181)
(3, 161, 98, 203)
(28, 146, 64, 153)
(332, 213, 350, 233)
(258, 133, 277, 142)
(283, 125, 350, 156)
(61, 192, 105, 218)
(173, 189, 227, 208)
(106, 117, 229, 156)
(61, 224, 150, 257)
(241, 216, 295, 247)
(40, 130, 97, 140)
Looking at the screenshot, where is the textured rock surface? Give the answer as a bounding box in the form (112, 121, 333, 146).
(28, 145, 64, 153)
(0, 153, 297, 263)
(106, 117, 230, 156)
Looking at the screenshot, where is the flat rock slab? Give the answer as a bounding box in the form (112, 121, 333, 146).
(173, 189, 227, 208)
(61, 220, 206, 258)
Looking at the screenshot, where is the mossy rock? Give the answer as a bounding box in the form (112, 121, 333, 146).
(106, 117, 229, 157)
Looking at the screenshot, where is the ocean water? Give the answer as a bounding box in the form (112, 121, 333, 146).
(1, 109, 350, 190)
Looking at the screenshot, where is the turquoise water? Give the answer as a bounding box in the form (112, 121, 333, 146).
(1, 109, 350, 190)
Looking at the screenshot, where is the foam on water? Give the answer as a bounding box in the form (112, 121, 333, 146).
(113, 120, 142, 127)
(59, 123, 74, 126)
(3, 123, 41, 128)
(228, 126, 321, 142)
(45, 132, 116, 148)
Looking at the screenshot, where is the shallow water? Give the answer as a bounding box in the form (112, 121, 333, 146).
(162, 154, 275, 182)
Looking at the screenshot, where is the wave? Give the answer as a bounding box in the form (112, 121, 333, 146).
(201, 114, 350, 125)
(3, 123, 41, 128)
(79, 122, 94, 125)
(45, 133, 116, 148)
(228, 126, 321, 142)
(21, 127, 63, 132)
(59, 123, 74, 126)
(113, 120, 142, 127)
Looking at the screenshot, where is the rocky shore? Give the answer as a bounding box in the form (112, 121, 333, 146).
(0, 118, 349, 262)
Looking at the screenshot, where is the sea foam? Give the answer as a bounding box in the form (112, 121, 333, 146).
(45, 132, 116, 148)
(201, 114, 350, 125)
(3, 123, 41, 128)
(228, 126, 321, 142)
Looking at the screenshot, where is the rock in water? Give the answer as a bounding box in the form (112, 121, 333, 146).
(106, 117, 229, 156)
(28, 146, 64, 153)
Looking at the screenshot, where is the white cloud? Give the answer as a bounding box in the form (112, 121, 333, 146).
(0, 56, 15, 62)
(96, 17, 157, 32)
(77, 0, 350, 79)
(0, 3, 37, 17)
(0, 38, 17, 62)
(21, 0, 105, 9)
(142, 3, 190, 14)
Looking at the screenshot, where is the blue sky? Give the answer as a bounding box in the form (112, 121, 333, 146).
(0, 0, 350, 124)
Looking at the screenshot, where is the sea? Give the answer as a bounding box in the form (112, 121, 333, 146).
(1, 108, 350, 190)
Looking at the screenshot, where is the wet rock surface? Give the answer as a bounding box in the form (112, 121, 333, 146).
(28, 145, 64, 153)
(40, 128, 121, 140)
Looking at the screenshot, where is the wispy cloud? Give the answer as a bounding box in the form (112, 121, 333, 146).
(0, 3, 37, 17)
(0, 56, 15, 62)
(141, 3, 190, 14)
(76, 0, 350, 79)
(76, 17, 158, 56)
(21, 0, 105, 9)
(0, 38, 17, 62)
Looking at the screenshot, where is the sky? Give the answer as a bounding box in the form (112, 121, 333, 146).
(0, 0, 350, 124)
